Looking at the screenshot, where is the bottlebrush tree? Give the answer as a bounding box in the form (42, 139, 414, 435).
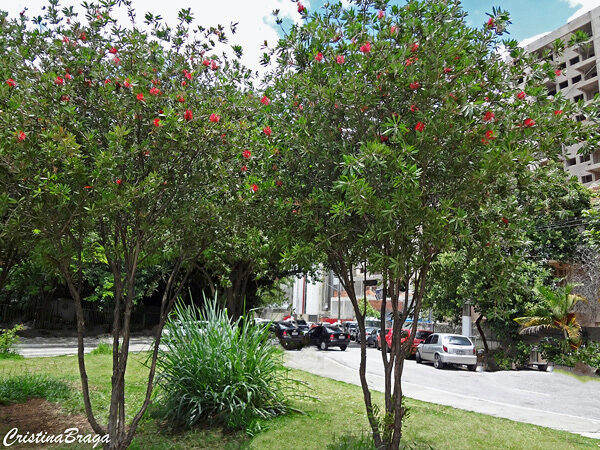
(0, 1, 270, 448)
(264, 0, 600, 448)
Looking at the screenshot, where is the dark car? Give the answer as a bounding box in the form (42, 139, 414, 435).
(365, 327, 381, 347)
(307, 325, 349, 351)
(294, 319, 310, 334)
(344, 322, 359, 341)
(272, 321, 305, 350)
(357, 327, 379, 346)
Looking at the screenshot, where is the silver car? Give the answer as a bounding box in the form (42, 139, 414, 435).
(415, 333, 477, 371)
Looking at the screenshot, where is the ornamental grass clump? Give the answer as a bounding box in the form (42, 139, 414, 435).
(156, 298, 290, 431)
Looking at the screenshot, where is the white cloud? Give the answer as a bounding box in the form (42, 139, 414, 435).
(563, 0, 600, 22)
(1, 0, 308, 73)
(519, 31, 551, 48)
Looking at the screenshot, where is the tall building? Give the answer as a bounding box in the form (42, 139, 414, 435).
(524, 7, 600, 186)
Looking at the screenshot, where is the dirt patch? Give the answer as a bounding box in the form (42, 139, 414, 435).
(0, 398, 92, 448)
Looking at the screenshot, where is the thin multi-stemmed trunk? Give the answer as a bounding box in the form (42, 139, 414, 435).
(225, 261, 252, 320)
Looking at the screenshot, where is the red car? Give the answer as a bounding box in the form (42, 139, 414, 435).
(377, 328, 433, 357)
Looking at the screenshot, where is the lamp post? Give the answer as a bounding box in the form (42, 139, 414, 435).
(461, 299, 472, 338)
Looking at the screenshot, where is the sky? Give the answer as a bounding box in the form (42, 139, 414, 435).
(2, 0, 600, 70)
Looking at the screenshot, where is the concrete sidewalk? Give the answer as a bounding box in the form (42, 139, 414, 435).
(284, 348, 600, 440)
(15, 336, 155, 358)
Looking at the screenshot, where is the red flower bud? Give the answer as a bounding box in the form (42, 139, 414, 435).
(517, 91, 526, 100)
(415, 122, 425, 132)
(184, 110, 193, 121)
(242, 150, 252, 159)
(153, 118, 161, 127)
(209, 113, 220, 123)
(5, 78, 16, 87)
(263, 126, 272, 136)
(55, 76, 64, 85)
(411, 42, 419, 52)
(16, 131, 26, 141)
(315, 52, 324, 62)
(409, 81, 420, 90)
(336, 55, 344, 64)
(136, 93, 145, 102)
(523, 118, 536, 127)
(554, 109, 563, 115)
(483, 111, 495, 122)
(109, 47, 117, 54)
(261, 95, 271, 106)
(360, 42, 371, 53)
(251, 183, 259, 192)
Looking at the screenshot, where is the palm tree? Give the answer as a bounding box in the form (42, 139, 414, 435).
(515, 284, 587, 347)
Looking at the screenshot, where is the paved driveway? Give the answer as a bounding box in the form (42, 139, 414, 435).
(284, 344, 600, 439)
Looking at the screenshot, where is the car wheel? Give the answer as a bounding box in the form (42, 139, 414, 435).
(340, 346, 347, 351)
(434, 354, 444, 369)
(415, 351, 422, 364)
(296, 345, 303, 351)
(320, 340, 328, 351)
(468, 364, 477, 371)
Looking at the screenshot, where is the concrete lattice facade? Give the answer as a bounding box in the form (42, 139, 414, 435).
(524, 7, 600, 186)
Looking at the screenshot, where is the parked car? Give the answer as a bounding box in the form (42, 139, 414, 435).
(365, 327, 380, 347)
(272, 321, 305, 350)
(357, 327, 379, 346)
(415, 333, 477, 371)
(294, 319, 311, 334)
(344, 322, 359, 341)
(307, 325, 349, 351)
(376, 328, 392, 350)
(405, 329, 433, 357)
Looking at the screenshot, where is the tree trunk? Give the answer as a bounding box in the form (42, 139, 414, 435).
(475, 315, 489, 353)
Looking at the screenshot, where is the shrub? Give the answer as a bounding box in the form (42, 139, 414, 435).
(0, 373, 70, 404)
(539, 338, 600, 368)
(155, 297, 292, 431)
(491, 349, 512, 371)
(0, 324, 23, 355)
(90, 342, 112, 355)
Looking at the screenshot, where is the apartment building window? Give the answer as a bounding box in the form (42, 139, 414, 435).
(569, 56, 580, 65)
(571, 74, 582, 84)
(559, 62, 567, 70)
(548, 88, 557, 96)
(566, 157, 577, 166)
(580, 154, 591, 163)
(582, 174, 592, 183)
(559, 80, 568, 89)
(573, 94, 584, 102)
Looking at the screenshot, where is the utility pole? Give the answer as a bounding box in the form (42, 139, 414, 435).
(337, 277, 341, 322)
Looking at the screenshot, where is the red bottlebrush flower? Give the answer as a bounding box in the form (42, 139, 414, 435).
(336, 55, 345, 64)
(109, 47, 117, 54)
(554, 109, 563, 115)
(80, 32, 86, 41)
(390, 25, 397, 34)
(184, 110, 193, 121)
(202, 59, 210, 67)
(501, 217, 509, 225)
(483, 111, 495, 122)
(315, 52, 324, 62)
(136, 93, 145, 102)
(55, 76, 64, 85)
(143, 151, 150, 156)
(263, 126, 272, 136)
(123, 80, 131, 88)
(487, 17, 495, 28)
(209, 113, 220, 123)
(359, 42, 371, 53)
(149, 87, 161, 96)
(159, 109, 164, 114)
(298, 104, 303, 111)
(116, 179, 122, 185)
(6, 78, 16, 87)
(241, 165, 248, 172)
(261, 95, 271, 106)
(485, 129, 495, 140)
(409, 81, 420, 90)
(405, 57, 418, 66)
(449, 93, 457, 100)
(380, 134, 389, 142)
(517, 91, 526, 100)
(210, 61, 218, 71)
(65, 72, 72, 80)
(555, 69, 562, 76)
(60, 95, 70, 102)
(276, 180, 283, 186)
(153, 118, 161, 127)
(297, 2, 305, 13)
(84, 185, 92, 189)
(177, 96, 185, 103)
(443, 67, 452, 73)
(104, 78, 111, 85)
(181, 81, 187, 87)
(415, 122, 425, 132)
(360, 105, 368, 113)
(242, 150, 251, 158)
(411, 42, 419, 52)
(62, 36, 70, 44)
(113, 57, 121, 65)
(410, 104, 418, 112)
(484, 96, 490, 101)
(377, 9, 385, 19)
(523, 118, 536, 127)
(16, 131, 26, 141)
(334, 103, 339, 109)
(251, 183, 259, 192)
(183, 70, 192, 80)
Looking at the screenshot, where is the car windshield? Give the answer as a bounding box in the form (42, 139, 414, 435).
(296, 319, 307, 325)
(446, 336, 472, 346)
(325, 327, 342, 333)
(415, 331, 432, 339)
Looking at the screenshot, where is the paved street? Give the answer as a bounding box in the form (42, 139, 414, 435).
(14, 336, 155, 358)
(284, 343, 600, 440)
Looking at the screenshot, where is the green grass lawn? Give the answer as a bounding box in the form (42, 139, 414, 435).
(0, 353, 597, 449)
